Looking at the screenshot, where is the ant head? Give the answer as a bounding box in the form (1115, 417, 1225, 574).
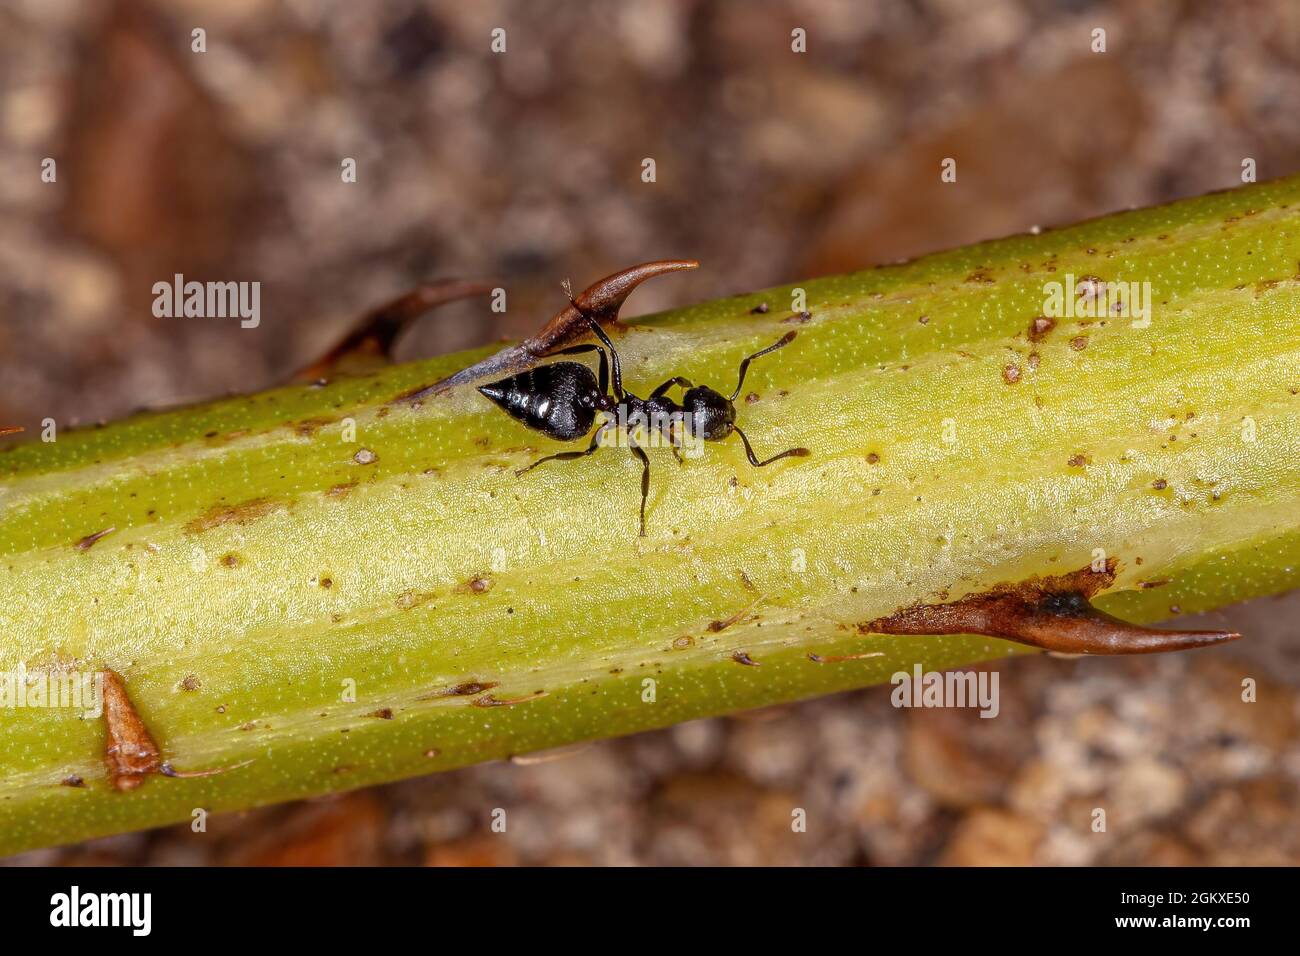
(683, 386, 736, 441)
(595, 393, 616, 412)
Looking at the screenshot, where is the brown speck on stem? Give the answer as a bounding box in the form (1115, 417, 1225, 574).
(61, 775, 85, 788)
(417, 680, 500, 700)
(1070, 335, 1089, 350)
(367, 708, 394, 720)
(672, 635, 695, 649)
(1153, 478, 1168, 490)
(180, 675, 201, 691)
(749, 302, 769, 314)
(1028, 317, 1056, 341)
(473, 690, 547, 707)
(290, 416, 338, 438)
(731, 651, 760, 666)
(353, 448, 377, 465)
(860, 560, 1239, 655)
(75, 527, 116, 551)
(398, 260, 698, 399)
(866, 452, 880, 465)
(1068, 454, 1090, 467)
(808, 650, 885, 664)
(1002, 364, 1022, 384)
(458, 575, 493, 595)
(185, 498, 283, 535)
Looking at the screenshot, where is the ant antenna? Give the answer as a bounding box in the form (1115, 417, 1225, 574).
(731, 331, 797, 401)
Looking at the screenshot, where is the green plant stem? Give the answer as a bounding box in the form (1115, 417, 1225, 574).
(1, 176, 1298, 854)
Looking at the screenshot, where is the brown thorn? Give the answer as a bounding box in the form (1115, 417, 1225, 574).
(293, 279, 493, 384)
(102, 669, 163, 792)
(861, 560, 1240, 655)
(75, 527, 115, 551)
(707, 595, 763, 633)
(0, 425, 23, 437)
(102, 669, 252, 791)
(397, 259, 699, 402)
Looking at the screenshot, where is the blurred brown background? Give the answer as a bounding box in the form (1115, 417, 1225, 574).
(2, 0, 1298, 864)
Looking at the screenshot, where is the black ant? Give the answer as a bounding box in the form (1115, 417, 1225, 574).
(478, 291, 809, 536)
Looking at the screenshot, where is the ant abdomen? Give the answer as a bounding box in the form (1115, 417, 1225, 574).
(479, 362, 600, 442)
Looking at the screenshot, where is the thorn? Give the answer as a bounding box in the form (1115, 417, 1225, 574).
(293, 279, 493, 383)
(861, 560, 1240, 655)
(400, 259, 699, 400)
(102, 669, 252, 791)
(0, 425, 23, 437)
(101, 670, 163, 792)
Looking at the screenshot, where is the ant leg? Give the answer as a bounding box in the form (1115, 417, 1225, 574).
(733, 426, 809, 467)
(650, 376, 693, 399)
(516, 424, 609, 476)
(553, 343, 609, 394)
(657, 420, 685, 464)
(574, 311, 625, 399)
(731, 331, 798, 400)
(627, 434, 651, 537)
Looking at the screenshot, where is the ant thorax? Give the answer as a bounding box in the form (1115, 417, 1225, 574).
(600, 395, 708, 458)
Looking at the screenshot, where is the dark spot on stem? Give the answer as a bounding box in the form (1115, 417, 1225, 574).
(185, 498, 284, 535)
(473, 691, 547, 707)
(75, 527, 115, 551)
(1028, 317, 1056, 341)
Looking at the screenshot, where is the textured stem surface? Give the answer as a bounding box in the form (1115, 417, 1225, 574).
(1, 177, 1298, 854)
